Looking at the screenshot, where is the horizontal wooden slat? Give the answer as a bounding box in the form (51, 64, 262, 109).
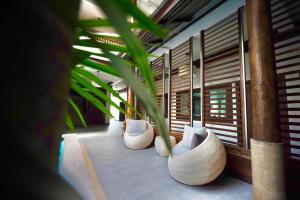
(281, 136, 300, 142)
(206, 118, 242, 123)
(205, 23, 238, 44)
(203, 11, 242, 148)
(205, 54, 239, 67)
(170, 119, 191, 122)
(204, 13, 239, 57)
(204, 113, 240, 117)
(205, 13, 238, 36)
(278, 84, 300, 90)
(169, 39, 191, 132)
(205, 121, 242, 127)
(278, 92, 300, 97)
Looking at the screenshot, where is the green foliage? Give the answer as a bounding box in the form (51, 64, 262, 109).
(68, 98, 86, 128)
(64, 112, 74, 130)
(66, 0, 171, 153)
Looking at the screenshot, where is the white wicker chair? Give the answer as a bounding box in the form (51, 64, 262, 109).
(168, 132, 226, 185)
(124, 120, 154, 150)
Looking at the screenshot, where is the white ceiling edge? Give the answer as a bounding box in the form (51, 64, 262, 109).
(79, 0, 105, 20)
(78, 0, 120, 85)
(81, 67, 121, 84)
(79, 0, 116, 34)
(112, 79, 127, 91)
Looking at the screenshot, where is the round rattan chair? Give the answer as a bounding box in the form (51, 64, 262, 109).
(168, 132, 226, 185)
(124, 120, 154, 150)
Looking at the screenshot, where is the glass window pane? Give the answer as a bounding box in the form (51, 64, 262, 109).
(210, 89, 226, 118)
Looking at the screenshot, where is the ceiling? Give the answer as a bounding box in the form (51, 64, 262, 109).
(141, 0, 226, 52)
(79, 0, 117, 34)
(78, 0, 167, 88)
(137, 0, 165, 16)
(78, 0, 165, 34)
(77, 0, 226, 88)
(78, 0, 121, 86)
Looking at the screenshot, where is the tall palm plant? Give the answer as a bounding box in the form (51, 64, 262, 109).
(67, 0, 172, 151)
(3, 0, 171, 198)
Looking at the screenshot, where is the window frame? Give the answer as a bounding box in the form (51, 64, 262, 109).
(206, 83, 234, 123)
(176, 90, 190, 118)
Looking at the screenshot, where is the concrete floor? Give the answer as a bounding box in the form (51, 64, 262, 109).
(76, 122, 252, 200)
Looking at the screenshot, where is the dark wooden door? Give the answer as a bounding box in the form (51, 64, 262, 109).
(119, 102, 125, 121)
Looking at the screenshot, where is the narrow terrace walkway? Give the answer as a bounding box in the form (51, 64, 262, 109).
(75, 121, 252, 200)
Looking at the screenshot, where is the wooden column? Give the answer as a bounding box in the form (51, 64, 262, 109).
(246, 0, 279, 142)
(199, 30, 204, 128)
(246, 0, 286, 199)
(127, 86, 134, 119)
(126, 0, 136, 120)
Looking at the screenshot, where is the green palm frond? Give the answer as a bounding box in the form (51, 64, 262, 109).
(64, 111, 74, 130)
(65, 0, 171, 153)
(68, 98, 87, 127)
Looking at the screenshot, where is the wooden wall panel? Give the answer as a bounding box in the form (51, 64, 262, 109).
(169, 40, 192, 134)
(135, 69, 146, 119)
(224, 144, 252, 183)
(202, 12, 246, 147)
(150, 55, 166, 134)
(271, 0, 300, 159)
(271, 1, 300, 197)
(151, 55, 165, 114)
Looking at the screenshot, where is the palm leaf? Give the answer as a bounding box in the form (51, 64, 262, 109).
(65, 112, 74, 130)
(101, 50, 172, 152)
(71, 82, 113, 118)
(66, 0, 171, 153)
(75, 29, 122, 42)
(73, 49, 93, 64)
(108, 0, 167, 37)
(80, 59, 121, 77)
(93, 0, 157, 96)
(74, 67, 136, 113)
(75, 39, 128, 53)
(71, 71, 127, 117)
(68, 98, 87, 127)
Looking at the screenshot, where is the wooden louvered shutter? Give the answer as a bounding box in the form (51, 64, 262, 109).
(135, 69, 146, 119)
(149, 56, 166, 133)
(201, 11, 246, 147)
(271, 0, 300, 158)
(169, 40, 192, 134)
(151, 56, 165, 114)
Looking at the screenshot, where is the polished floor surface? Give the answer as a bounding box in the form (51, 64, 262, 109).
(76, 122, 252, 200)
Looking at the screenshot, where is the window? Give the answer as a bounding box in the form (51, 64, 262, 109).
(193, 89, 201, 120)
(207, 84, 233, 121)
(164, 93, 168, 118)
(180, 93, 189, 115)
(210, 89, 227, 118)
(176, 91, 189, 117)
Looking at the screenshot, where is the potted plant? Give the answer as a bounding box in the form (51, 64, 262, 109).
(3, 0, 171, 198)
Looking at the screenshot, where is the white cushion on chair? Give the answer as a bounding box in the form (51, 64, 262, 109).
(181, 125, 200, 149)
(126, 119, 147, 136)
(172, 145, 190, 156)
(124, 121, 154, 149)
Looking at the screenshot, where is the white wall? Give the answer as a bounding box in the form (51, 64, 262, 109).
(110, 90, 127, 121)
